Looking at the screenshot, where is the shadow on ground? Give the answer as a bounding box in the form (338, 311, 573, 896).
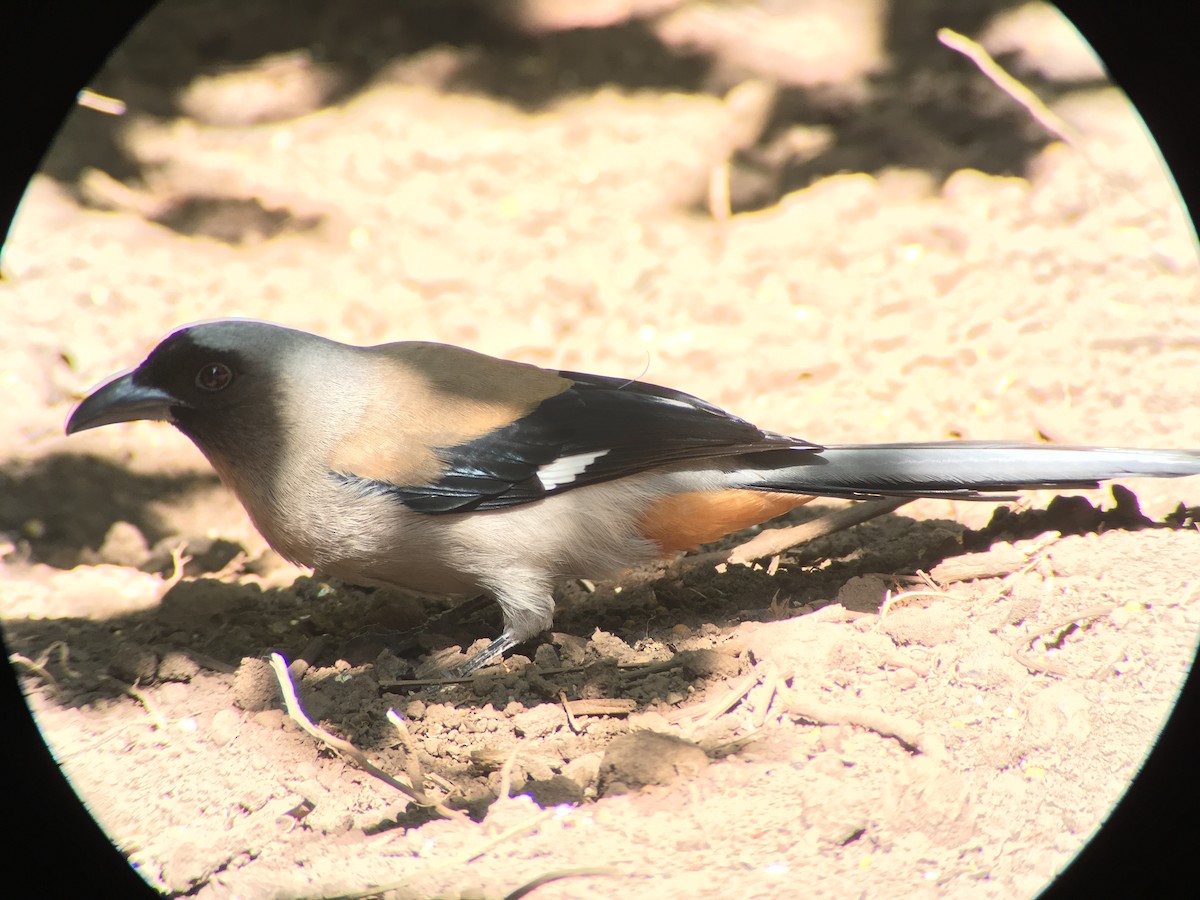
(43, 0, 1089, 216)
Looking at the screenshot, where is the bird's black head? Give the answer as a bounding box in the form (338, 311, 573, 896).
(66, 320, 299, 442)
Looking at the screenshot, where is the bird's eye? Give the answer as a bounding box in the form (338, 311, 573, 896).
(195, 362, 233, 392)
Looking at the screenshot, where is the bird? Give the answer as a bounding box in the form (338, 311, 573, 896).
(66, 320, 1200, 673)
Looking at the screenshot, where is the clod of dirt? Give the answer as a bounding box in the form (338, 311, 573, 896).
(109, 644, 160, 685)
(90, 520, 151, 568)
(180, 537, 248, 576)
(967, 491, 1151, 551)
(878, 602, 970, 647)
(675, 647, 742, 679)
(954, 632, 1023, 688)
(516, 774, 585, 808)
(1045, 495, 1104, 535)
(599, 731, 710, 796)
(588, 628, 641, 663)
(888, 758, 976, 848)
(157, 650, 201, 683)
(550, 631, 589, 665)
(562, 751, 604, 790)
(835, 574, 890, 612)
(179, 51, 341, 125)
(532, 643, 561, 669)
(1023, 682, 1091, 749)
(233, 656, 279, 712)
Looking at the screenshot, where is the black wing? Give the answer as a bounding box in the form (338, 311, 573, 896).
(340, 371, 817, 513)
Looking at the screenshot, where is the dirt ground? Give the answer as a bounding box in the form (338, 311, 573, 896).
(3, 1, 1200, 897)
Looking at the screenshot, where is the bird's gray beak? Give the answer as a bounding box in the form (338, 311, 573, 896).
(66, 372, 180, 435)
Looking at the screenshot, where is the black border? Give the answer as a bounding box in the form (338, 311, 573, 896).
(1, 2, 1196, 896)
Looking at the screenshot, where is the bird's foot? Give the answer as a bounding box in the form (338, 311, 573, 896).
(451, 631, 518, 678)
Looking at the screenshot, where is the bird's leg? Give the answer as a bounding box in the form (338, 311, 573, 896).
(450, 577, 556, 676)
(453, 631, 519, 677)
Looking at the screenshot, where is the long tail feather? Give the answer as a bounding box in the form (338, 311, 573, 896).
(740, 442, 1200, 501)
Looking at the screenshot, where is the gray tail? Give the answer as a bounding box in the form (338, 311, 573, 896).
(740, 442, 1200, 501)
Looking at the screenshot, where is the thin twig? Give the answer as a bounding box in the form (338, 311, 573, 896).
(914, 569, 943, 593)
(788, 695, 927, 754)
(460, 809, 555, 864)
(380, 658, 672, 692)
(40, 640, 81, 679)
(681, 497, 912, 572)
(787, 696, 926, 753)
(1002, 533, 1063, 581)
(563, 698, 638, 717)
(504, 867, 622, 900)
(268, 653, 465, 820)
(730, 497, 912, 565)
(559, 691, 581, 734)
(386, 709, 430, 798)
(1010, 649, 1068, 678)
(1009, 604, 1116, 677)
(8, 653, 60, 690)
(879, 588, 954, 619)
(209, 550, 250, 582)
(708, 160, 732, 228)
(751, 663, 781, 729)
(496, 744, 521, 803)
(937, 27, 1081, 145)
(124, 682, 167, 731)
(672, 668, 762, 729)
(164, 542, 191, 590)
(76, 88, 127, 115)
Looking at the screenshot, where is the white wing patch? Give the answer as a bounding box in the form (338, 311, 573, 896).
(538, 449, 609, 490)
